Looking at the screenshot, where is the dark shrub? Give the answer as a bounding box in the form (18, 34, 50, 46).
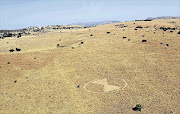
(16, 48, 21, 51)
(142, 40, 147, 42)
(77, 85, 80, 88)
(132, 104, 142, 112)
(136, 26, 143, 28)
(9, 49, 14, 52)
(17, 33, 21, 38)
(3, 33, 12, 37)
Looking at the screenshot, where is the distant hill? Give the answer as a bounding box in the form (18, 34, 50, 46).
(70, 20, 120, 26)
(147, 16, 180, 20)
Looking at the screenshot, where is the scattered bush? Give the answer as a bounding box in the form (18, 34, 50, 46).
(132, 104, 142, 112)
(57, 44, 60, 47)
(16, 48, 21, 51)
(9, 49, 14, 52)
(142, 40, 147, 42)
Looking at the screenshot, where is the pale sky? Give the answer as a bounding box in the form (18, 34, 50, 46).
(0, 0, 179, 30)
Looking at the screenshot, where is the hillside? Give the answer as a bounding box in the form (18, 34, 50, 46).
(0, 19, 180, 114)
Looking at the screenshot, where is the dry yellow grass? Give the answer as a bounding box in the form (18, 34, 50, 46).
(0, 19, 180, 113)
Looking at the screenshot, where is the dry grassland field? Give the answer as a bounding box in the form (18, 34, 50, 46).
(0, 19, 180, 113)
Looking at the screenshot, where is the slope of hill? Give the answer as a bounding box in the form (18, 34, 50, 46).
(0, 19, 180, 114)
